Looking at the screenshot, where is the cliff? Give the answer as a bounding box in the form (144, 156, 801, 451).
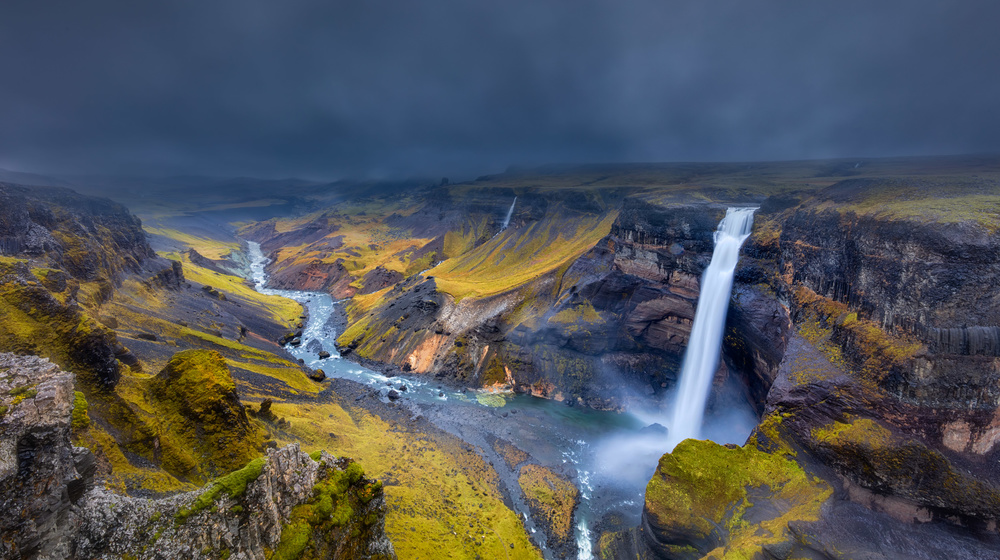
(602, 176, 1000, 559)
(230, 160, 1000, 558)
(248, 185, 745, 410)
(0, 352, 396, 560)
(0, 183, 155, 283)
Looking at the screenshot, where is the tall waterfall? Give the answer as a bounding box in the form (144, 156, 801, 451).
(501, 197, 517, 230)
(668, 207, 757, 448)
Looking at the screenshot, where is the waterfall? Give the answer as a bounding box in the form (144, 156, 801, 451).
(501, 197, 517, 230)
(668, 207, 757, 448)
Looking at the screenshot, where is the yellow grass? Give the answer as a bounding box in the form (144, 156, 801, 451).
(270, 400, 543, 560)
(431, 211, 618, 301)
(144, 226, 240, 259)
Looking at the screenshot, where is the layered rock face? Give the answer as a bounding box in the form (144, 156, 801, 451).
(498, 200, 726, 406)
(0, 353, 90, 559)
(778, 206, 1000, 411)
(0, 183, 154, 283)
(604, 179, 1000, 559)
(0, 353, 396, 560)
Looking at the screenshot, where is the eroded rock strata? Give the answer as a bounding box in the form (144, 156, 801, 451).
(601, 181, 1000, 558)
(245, 171, 1000, 559)
(0, 353, 395, 560)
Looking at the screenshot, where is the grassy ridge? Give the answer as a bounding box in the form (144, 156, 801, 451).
(145, 226, 241, 259)
(811, 179, 1000, 232)
(432, 209, 618, 301)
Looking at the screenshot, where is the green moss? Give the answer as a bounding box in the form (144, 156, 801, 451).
(272, 518, 311, 560)
(475, 392, 507, 408)
(0, 274, 123, 388)
(518, 464, 578, 544)
(644, 439, 831, 557)
(811, 416, 893, 447)
(154, 349, 235, 409)
(433, 209, 618, 301)
(71, 391, 90, 432)
(9, 385, 38, 406)
(793, 285, 922, 389)
(806, 415, 1000, 515)
(548, 299, 603, 327)
(480, 351, 509, 386)
(813, 180, 1000, 232)
(272, 400, 543, 559)
(147, 349, 265, 482)
(175, 457, 266, 523)
(271, 460, 375, 560)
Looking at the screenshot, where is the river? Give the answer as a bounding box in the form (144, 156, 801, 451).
(246, 241, 757, 559)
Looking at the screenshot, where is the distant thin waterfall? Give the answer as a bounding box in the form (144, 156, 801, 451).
(501, 197, 517, 230)
(668, 207, 757, 448)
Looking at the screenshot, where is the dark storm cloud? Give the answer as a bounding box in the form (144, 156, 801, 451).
(0, 0, 998, 178)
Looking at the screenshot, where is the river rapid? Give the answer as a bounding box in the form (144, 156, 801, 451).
(247, 241, 757, 559)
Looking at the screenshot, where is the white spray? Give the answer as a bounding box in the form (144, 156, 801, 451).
(501, 197, 517, 230)
(668, 207, 757, 448)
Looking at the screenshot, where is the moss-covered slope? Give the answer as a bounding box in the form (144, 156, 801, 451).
(143, 349, 266, 481)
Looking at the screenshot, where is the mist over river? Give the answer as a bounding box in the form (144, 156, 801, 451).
(247, 241, 757, 559)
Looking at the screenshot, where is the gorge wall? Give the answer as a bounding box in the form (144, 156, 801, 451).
(246, 168, 1000, 559)
(601, 179, 1000, 559)
(249, 186, 757, 411)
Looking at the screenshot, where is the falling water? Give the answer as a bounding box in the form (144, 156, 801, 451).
(668, 207, 757, 448)
(501, 197, 517, 230)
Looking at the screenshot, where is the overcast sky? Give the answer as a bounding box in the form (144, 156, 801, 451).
(1, 1, 998, 179)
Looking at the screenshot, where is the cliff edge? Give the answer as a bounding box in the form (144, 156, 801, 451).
(0, 352, 396, 560)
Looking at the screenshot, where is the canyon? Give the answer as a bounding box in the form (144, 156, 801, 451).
(1, 155, 1000, 559)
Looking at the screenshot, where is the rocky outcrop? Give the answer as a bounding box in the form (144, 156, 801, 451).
(76, 445, 396, 560)
(145, 258, 185, 291)
(775, 184, 1000, 411)
(0, 183, 154, 283)
(0, 259, 133, 387)
(185, 248, 239, 276)
(267, 257, 356, 299)
(0, 353, 91, 559)
(599, 438, 832, 560)
(359, 266, 404, 295)
(0, 353, 396, 560)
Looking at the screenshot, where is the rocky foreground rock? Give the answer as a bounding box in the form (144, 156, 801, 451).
(0, 352, 396, 560)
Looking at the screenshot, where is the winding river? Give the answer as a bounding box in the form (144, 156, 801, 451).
(246, 241, 757, 559)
